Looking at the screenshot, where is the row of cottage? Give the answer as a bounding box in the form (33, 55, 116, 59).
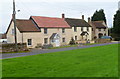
(6, 14, 108, 48)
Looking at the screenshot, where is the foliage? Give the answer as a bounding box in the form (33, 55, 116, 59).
(113, 10, 120, 39)
(42, 44, 53, 49)
(2, 44, 118, 77)
(69, 37, 75, 45)
(91, 9, 107, 24)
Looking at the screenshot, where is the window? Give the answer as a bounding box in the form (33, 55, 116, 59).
(62, 38, 65, 42)
(44, 28, 47, 34)
(75, 36, 77, 40)
(87, 27, 89, 31)
(52, 39, 55, 42)
(81, 27, 83, 31)
(62, 28, 65, 33)
(104, 33, 106, 36)
(92, 28, 94, 31)
(99, 28, 101, 31)
(27, 39, 32, 45)
(74, 27, 77, 32)
(44, 38, 48, 44)
(11, 29, 14, 35)
(104, 28, 106, 31)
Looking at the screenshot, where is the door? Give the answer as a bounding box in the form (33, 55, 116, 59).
(55, 39, 60, 47)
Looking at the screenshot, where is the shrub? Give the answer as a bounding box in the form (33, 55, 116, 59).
(42, 44, 53, 49)
(69, 37, 75, 45)
(114, 37, 120, 41)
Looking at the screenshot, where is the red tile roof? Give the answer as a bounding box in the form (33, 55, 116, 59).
(16, 19, 40, 32)
(30, 16, 70, 28)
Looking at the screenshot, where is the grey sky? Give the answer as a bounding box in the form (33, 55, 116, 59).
(0, 0, 119, 33)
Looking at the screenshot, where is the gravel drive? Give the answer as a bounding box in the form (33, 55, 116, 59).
(1, 42, 119, 59)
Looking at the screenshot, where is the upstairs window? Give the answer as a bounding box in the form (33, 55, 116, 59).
(44, 28, 47, 34)
(99, 28, 101, 31)
(62, 28, 65, 33)
(87, 27, 89, 31)
(11, 29, 14, 35)
(74, 27, 77, 32)
(81, 27, 83, 31)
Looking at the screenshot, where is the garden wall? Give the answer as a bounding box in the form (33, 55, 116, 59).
(95, 39, 111, 43)
(2, 43, 28, 53)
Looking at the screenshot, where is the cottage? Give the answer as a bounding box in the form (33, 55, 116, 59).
(88, 19, 108, 39)
(6, 14, 92, 48)
(65, 15, 92, 41)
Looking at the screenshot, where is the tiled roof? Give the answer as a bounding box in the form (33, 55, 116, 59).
(30, 16, 70, 28)
(16, 19, 40, 32)
(91, 21, 107, 28)
(65, 18, 91, 27)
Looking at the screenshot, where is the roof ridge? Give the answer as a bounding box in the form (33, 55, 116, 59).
(31, 16, 62, 19)
(65, 18, 83, 20)
(16, 19, 30, 21)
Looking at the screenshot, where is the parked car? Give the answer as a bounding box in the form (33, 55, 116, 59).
(101, 36, 112, 40)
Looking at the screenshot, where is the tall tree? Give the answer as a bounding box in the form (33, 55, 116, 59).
(113, 10, 120, 37)
(91, 9, 107, 24)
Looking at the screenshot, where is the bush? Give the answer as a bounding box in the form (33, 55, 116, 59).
(69, 37, 75, 45)
(114, 37, 120, 41)
(42, 44, 53, 49)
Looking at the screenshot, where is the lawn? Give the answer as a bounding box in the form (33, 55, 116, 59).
(2, 44, 119, 77)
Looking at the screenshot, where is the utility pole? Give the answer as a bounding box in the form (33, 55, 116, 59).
(13, 0, 18, 52)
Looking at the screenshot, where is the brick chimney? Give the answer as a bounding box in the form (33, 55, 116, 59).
(62, 13, 65, 18)
(82, 15, 84, 20)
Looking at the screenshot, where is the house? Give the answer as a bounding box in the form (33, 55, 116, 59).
(0, 33, 7, 43)
(6, 14, 92, 48)
(65, 15, 92, 41)
(88, 18, 108, 39)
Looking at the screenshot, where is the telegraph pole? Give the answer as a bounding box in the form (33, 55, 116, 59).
(13, 0, 18, 52)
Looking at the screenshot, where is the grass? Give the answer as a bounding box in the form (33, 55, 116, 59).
(2, 44, 119, 77)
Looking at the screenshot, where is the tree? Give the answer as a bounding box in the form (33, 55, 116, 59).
(113, 10, 120, 40)
(91, 9, 107, 24)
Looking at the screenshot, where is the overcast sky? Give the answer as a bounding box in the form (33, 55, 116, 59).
(0, 0, 119, 33)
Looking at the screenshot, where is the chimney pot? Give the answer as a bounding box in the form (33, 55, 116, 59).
(82, 15, 84, 20)
(88, 17, 91, 23)
(62, 13, 65, 18)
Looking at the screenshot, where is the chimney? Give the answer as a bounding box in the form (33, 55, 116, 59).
(88, 17, 91, 24)
(82, 15, 84, 20)
(62, 13, 65, 18)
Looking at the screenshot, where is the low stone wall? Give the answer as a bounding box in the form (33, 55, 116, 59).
(2, 43, 28, 53)
(95, 39, 111, 43)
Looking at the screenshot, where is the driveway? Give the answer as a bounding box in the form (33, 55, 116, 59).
(1, 42, 119, 59)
